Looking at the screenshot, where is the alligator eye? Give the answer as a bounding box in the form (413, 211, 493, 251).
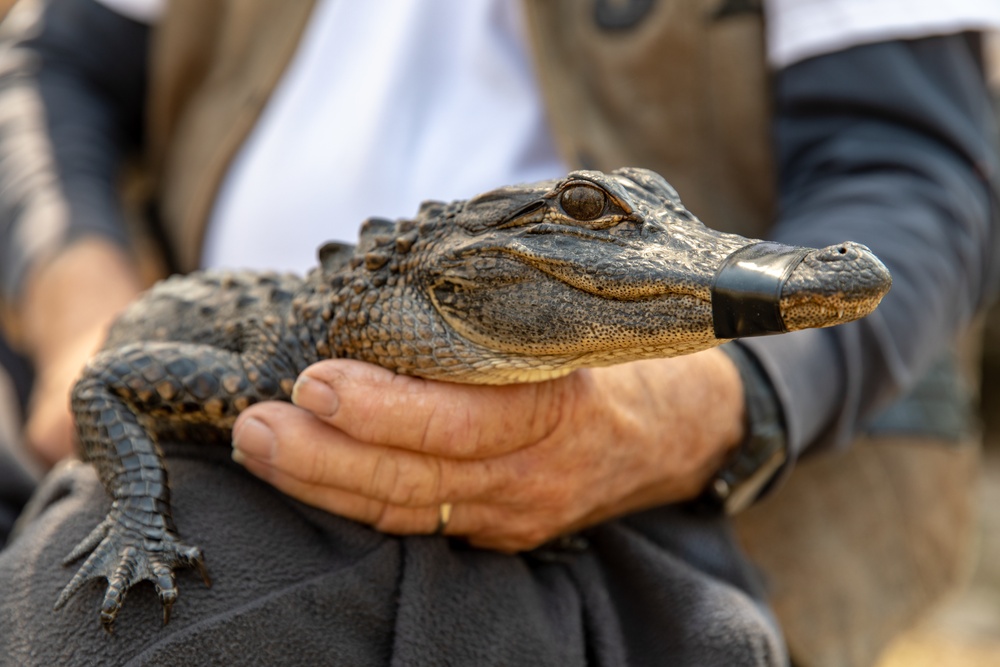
(559, 184, 607, 221)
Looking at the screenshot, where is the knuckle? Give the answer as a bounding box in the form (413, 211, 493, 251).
(367, 453, 400, 501)
(370, 501, 396, 532)
(370, 453, 442, 506)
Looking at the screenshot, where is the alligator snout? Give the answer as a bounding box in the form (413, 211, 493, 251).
(711, 241, 891, 339)
(779, 241, 892, 332)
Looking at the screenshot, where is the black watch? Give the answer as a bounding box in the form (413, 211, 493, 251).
(701, 344, 788, 515)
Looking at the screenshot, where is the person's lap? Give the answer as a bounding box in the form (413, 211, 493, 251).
(0, 443, 784, 667)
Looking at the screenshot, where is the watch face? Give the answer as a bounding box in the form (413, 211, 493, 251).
(717, 446, 787, 515)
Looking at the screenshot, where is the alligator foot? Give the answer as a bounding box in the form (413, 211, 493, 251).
(54, 510, 210, 632)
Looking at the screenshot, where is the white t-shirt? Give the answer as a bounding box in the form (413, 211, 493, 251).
(202, 0, 566, 272)
(99, 0, 1000, 273)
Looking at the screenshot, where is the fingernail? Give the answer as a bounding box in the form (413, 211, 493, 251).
(291, 375, 339, 417)
(231, 417, 277, 462)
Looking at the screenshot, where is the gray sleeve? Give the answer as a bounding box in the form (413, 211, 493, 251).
(0, 0, 148, 307)
(739, 33, 1000, 458)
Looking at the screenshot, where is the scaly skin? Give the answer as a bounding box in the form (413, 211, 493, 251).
(56, 168, 891, 630)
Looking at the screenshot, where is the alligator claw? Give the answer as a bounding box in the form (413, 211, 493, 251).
(55, 511, 208, 631)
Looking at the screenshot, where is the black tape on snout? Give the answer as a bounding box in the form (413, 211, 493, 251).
(711, 242, 811, 339)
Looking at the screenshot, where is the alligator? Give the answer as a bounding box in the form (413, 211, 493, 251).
(54, 167, 891, 631)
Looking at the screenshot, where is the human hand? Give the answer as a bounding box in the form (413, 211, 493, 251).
(19, 239, 143, 466)
(231, 349, 745, 552)
(24, 320, 108, 465)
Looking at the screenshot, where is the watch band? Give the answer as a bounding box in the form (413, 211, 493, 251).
(702, 343, 788, 515)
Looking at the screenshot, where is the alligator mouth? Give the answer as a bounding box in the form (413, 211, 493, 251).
(711, 241, 892, 339)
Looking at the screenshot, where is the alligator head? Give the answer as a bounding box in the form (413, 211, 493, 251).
(320, 167, 891, 383)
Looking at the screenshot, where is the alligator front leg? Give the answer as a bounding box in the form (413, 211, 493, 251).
(55, 341, 294, 631)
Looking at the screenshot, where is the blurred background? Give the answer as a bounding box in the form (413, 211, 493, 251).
(874, 32, 1000, 667)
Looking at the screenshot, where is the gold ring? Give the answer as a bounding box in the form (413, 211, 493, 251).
(436, 502, 453, 535)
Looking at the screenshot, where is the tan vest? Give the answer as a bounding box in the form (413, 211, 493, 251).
(148, 0, 773, 271)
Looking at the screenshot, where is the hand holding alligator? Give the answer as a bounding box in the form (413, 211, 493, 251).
(231, 350, 744, 552)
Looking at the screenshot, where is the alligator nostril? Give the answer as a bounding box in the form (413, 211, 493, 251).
(818, 244, 854, 261)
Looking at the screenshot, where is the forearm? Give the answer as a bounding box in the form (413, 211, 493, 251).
(21, 238, 141, 364)
(0, 0, 149, 347)
(17, 236, 143, 465)
(741, 33, 1000, 456)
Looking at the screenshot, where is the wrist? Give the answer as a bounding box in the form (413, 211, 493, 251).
(587, 349, 746, 511)
(701, 343, 789, 514)
(658, 349, 748, 498)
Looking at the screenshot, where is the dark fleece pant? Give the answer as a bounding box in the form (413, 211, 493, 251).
(0, 443, 785, 666)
